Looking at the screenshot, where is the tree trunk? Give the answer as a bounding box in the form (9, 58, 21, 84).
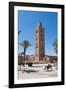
(23, 48, 26, 66)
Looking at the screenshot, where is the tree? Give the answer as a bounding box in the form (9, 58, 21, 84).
(19, 40, 32, 66)
(53, 39, 58, 54)
(18, 30, 22, 68)
(18, 31, 21, 51)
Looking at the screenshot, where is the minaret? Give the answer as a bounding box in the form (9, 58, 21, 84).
(35, 22, 45, 61)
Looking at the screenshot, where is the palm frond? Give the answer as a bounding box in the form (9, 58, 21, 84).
(53, 39, 58, 54)
(18, 31, 21, 35)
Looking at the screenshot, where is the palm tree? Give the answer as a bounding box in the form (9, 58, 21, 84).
(18, 31, 21, 51)
(19, 40, 32, 66)
(53, 39, 58, 54)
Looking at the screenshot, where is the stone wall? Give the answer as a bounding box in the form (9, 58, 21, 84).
(18, 55, 57, 64)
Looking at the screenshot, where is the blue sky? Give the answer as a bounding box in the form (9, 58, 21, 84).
(18, 10, 57, 56)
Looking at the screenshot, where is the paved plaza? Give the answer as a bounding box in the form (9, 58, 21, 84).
(18, 63, 57, 79)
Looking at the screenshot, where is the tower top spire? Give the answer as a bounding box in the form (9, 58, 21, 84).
(36, 22, 44, 30)
(38, 22, 42, 27)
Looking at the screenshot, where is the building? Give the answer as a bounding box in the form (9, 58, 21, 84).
(18, 56, 24, 65)
(35, 22, 45, 61)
